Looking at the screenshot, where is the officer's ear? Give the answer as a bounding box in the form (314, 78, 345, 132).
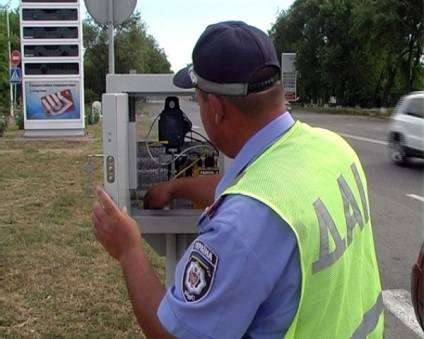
(207, 94, 225, 124)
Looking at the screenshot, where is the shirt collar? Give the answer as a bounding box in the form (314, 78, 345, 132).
(215, 112, 295, 198)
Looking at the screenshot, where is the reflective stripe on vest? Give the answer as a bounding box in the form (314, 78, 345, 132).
(351, 292, 384, 339)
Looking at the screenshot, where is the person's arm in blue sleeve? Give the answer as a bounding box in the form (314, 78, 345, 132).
(158, 195, 301, 339)
(144, 174, 222, 209)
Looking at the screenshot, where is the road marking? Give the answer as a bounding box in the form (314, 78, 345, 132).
(406, 194, 424, 202)
(341, 133, 387, 145)
(382, 289, 424, 337)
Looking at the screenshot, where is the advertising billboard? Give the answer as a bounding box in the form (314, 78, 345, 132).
(20, 0, 84, 135)
(24, 80, 81, 120)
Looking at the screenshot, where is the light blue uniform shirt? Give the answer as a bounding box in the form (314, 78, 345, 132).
(158, 113, 301, 338)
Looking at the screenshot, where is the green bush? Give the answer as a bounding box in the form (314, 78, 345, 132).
(84, 88, 99, 105)
(0, 115, 8, 136)
(14, 107, 25, 130)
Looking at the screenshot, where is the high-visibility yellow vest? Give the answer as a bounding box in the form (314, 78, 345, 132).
(223, 121, 384, 338)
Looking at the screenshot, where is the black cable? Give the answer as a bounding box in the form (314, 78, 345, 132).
(186, 130, 219, 154)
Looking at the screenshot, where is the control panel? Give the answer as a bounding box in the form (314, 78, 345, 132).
(132, 96, 220, 210)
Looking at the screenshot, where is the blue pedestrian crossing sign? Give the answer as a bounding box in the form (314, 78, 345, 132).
(10, 67, 22, 84)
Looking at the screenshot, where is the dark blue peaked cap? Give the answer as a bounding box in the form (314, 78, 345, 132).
(173, 21, 281, 96)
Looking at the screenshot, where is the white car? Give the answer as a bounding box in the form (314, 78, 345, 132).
(387, 91, 424, 165)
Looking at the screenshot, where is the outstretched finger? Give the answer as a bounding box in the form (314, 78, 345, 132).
(96, 186, 119, 215)
(92, 200, 106, 221)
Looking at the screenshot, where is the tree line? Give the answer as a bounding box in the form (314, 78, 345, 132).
(0, 1, 422, 113)
(270, 0, 423, 107)
(83, 12, 171, 103)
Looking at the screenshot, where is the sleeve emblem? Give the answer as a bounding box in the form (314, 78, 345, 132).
(182, 240, 218, 303)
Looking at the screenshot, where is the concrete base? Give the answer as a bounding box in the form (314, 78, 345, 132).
(23, 129, 86, 138)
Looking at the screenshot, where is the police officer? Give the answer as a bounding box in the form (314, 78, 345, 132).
(91, 21, 384, 338)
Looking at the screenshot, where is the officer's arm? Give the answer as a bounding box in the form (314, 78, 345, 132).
(92, 187, 174, 338)
(120, 247, 175, 339)
(144, 174, 222, 209)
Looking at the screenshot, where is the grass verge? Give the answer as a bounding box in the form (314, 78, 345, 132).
(1, 122, 163, 338)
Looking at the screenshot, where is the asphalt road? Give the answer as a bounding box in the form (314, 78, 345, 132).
(147, 101, 424, 338)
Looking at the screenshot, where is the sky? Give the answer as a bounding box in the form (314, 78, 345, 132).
(7, 0, 294, 73)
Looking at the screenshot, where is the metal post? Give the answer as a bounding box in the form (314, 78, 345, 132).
(13, 84, 17, 112)
(165, 234, 177, 287)
(108, 0, 115, 74)
(6, 0, 13, 117)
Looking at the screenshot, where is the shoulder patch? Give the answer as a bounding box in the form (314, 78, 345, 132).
(182, 239, 219, 303)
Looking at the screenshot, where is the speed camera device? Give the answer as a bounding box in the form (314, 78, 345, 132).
(101, 74, 228, 286)
(158, 96, 192, 150)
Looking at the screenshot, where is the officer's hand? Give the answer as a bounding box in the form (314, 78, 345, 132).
(91, 186, 141, 261)
(143, 181, 174, 209)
